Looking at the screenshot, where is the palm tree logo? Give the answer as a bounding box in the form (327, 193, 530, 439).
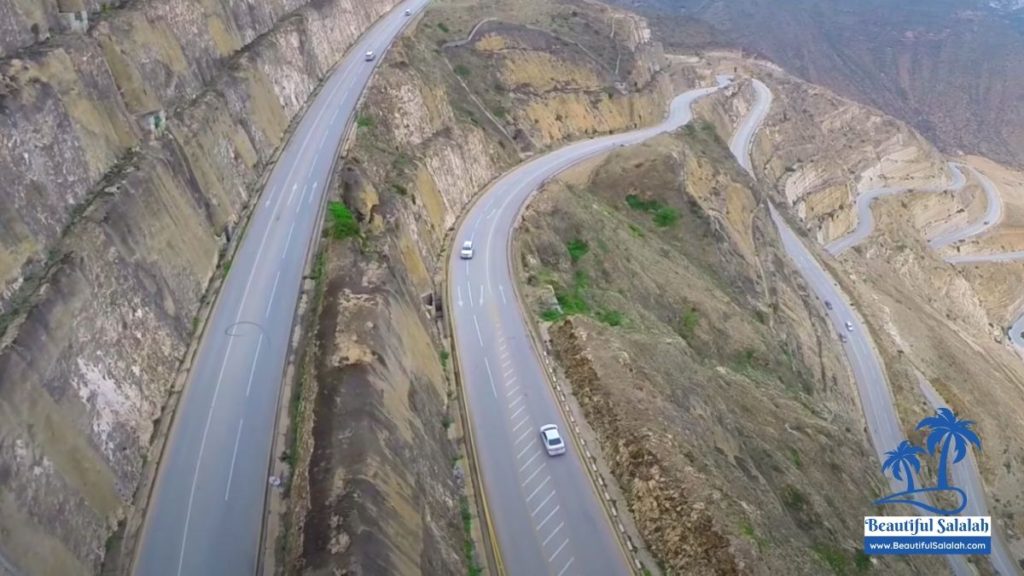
(874, 408, 981, 515)
(881, 441, 925, 493)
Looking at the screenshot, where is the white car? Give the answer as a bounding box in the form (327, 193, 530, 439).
(540, 424, 566, 456)
(845, 321, 854, 332)
(404, 9, 411, 15)
(364, 51, 375, 61)
(460, 240, 474, 259)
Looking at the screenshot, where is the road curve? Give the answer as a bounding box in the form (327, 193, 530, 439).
(929, 165, 1003, 250)
(449, 77, 730, 576)
(732, 80, 1018, 575)
(826, 163, 967, 256)
(132, 2, 428, 575)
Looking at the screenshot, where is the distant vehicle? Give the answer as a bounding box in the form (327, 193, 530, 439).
(825, 300, 833, 310)
(845, 321, 854, 332)
(460, 240, 474, 259)
(539, 424, 566, 456)
(839, 333, 848, 343)
(364, 51, 375, 61)
(404, 8, 411, 15)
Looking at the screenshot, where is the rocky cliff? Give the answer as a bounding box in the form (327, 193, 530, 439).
(272, 0, 677, 572)
(0, 0, 400, 573)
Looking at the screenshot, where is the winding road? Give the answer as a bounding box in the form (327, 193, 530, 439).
(131, 2, 428, 574)
(448, 76, 730, 576)
(732, 78, 1019, 575)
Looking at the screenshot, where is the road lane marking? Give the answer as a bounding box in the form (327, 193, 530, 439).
(531, 491, 555, 516)
(549, 539, 569, 562)
(224, 418, 244, 500)
(464, 260, 469, 276)
(510, 405, 525, 420)
(478, 284, 483, 306)
(177, 336, 236, 575)
(287, 183, 298, 206)
(523, 464, 544, 485)
(265, 271, 282, 318)
(296, 185, 307, 213)
(313, 150, 320, 166)
(506, 386, 519, 397)
(537, 505, 560, 530)
(473, 316, 484, 346)
(503, 368, 515, 378)
(499, 343, 507, 353)
(515, 428, 533, 446)
(245, 335, 264, 397)
(484, 358, 496, 398)
(239, 178, 287, 308)
(466, 281, 473, 307)
(283, 221, 296, 258)
(499, 284, 507, 304)
(506, 375, 517, 386)
(526, 476, 551, 501)
(307, 181, 316, 205)
(509, 396, 523, 408)
(520, 451, 541, 473)
(517, 444, 533, 459)
(557, 556, 575, 576)
(543, 521, 564, 545)
(457, 285, 463, 307)
(512, 416, 529, 432)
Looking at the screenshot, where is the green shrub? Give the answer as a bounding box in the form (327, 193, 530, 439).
(356, 115, 375, 129)
(596, 309, 623, 326)
(812, 544, 849, 575)
(566, 239, 589, 263)
(626, 194, 661, 212)
(540, 308, 564, 322)
(327, 201, 359, 239)
(653, 206, 679, 227)
(679, 306, 699, 340)
(454, 64, 471, 77)
(437, 22, 450, 32)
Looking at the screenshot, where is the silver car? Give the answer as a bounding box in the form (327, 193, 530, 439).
(540, 424, 566, 456)
(460, 240, 474, 259)
(364, 51, 375, 61)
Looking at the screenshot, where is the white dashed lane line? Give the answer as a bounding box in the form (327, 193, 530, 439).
(509, 396, 524, 408)
(514, 428, 532, 446)
(537, 505, 560, 530)
(531, 492, 555, 517)
(526, 476, 551, 501)
(543, 522, 564, 545)
(548, 539, 569, 562)
(506, 386, 519, 397)
(523, 464, 544, 485)
(519, 451, 542, 473)
(557, 557, 575, 576)
(512, 417, 530, 433)
(517, 443, 533, 459)
(510, 405, 526, 420)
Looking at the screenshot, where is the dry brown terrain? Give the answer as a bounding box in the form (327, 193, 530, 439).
(514, 127, 941, 574)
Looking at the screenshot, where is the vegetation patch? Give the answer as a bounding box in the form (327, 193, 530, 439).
(596, 308, 623, 327)
(327, 201, 360, 239)
(566, 238, 589, 263)
(677, 306, 699, 341)
(356, 114, 375, 129)
(653, 206, 680, 227)
(812, 544, 851, 575)
(454, 64, 472, 77)
(459, 496, 484, 576)
(626, 194, 679, 227)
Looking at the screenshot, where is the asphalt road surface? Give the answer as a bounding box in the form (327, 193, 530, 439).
(929, 165, 1002, 250)
(826, 162, 967, 255)
(734, 79, 1017, 575)
(449, 77, 729, 576)
(132, 2, 428, 574)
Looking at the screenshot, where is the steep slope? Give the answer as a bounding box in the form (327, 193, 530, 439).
(280, 0, 678, 572)
(515, 127, 940, 574)
(610, 0, 1024, 170)
(0, 0, 401, 573)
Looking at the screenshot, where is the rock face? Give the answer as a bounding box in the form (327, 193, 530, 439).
(285, 0, 675, 572)
(516, 132, 942, 574)
(0, 0, 399, 573)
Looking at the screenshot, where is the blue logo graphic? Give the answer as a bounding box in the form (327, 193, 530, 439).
(875, 408, 981, 515)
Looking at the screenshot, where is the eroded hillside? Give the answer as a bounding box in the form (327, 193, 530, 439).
(514, 126, 942, 574)
(281, 0, 680, 572)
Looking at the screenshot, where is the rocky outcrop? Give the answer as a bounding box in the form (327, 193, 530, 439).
(0, 0, 400, 573)
(288, 1, 675, 571)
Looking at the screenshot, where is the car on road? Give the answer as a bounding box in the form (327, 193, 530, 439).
(404, 8, 411, 15)
(825, 300, 833, 310)
(364, 51, 375, 61)
(460, 240, 474, 259)
(844, 320, 854, 332)
(839, 333, 848, 343)
(540, 424, 566, 456)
